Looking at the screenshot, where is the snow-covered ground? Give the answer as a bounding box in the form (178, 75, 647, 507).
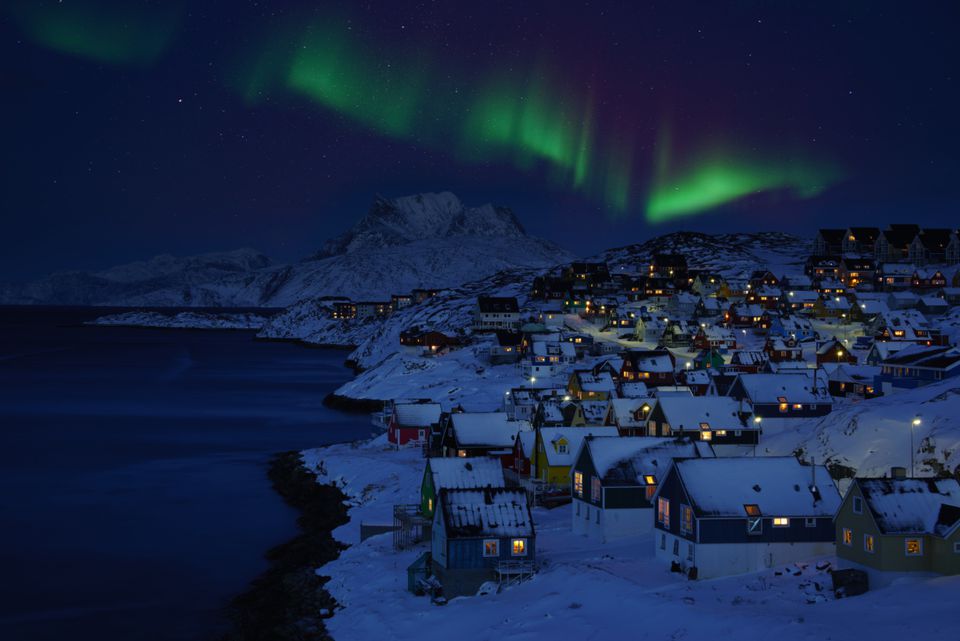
(303, 436, 959, 641)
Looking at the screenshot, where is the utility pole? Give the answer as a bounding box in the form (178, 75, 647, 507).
(910, 417, 922, 477)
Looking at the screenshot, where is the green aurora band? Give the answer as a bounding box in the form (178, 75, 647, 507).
(226, 15, 844, 219)
(8, 2, 180, 66)
(646, 141, 842, 223)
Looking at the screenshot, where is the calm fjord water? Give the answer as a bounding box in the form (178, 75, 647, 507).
(0, 307, 371, 641)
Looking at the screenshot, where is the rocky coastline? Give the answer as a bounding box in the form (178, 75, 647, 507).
(222, 452, 350, 641)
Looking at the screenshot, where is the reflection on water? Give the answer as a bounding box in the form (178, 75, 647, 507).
(0, 307, 371, 641)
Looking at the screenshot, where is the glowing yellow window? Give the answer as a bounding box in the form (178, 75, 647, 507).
(573, 471, 583, 497)
(483, 539, 499, 557)
(427, 498, 433, 513)
(644, 475, 656, 485)
(842, 528, 853, 546)
(511, 538, 527, 556)
(773, 517, 790, 527)
(457, 449, 467, 458)
(864, 534, 875, 553)
(701, 431, 713, 441)
(744, 504, 761, 516)
(905, 538, 923, 556)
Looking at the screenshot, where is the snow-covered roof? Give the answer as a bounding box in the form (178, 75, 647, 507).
(656, 396, 747, 431)
(428, 457, 505, 491)
(580, 400, 609, 424)
(394, 402, 443, 427)
(624, 350, 674, 373)
(785, 290, 820, 302)
(586, 437, 711, 484)
(619, 381, 651, 398)
(828, 364, 880, 383)
(516, 431, 537, 458)
(439, 488, 533, 538)
(673, 457, 841, 518)
(451, 412, 522, 447)
(540, 426, 619, 466)
(682, 369, 711, 386)
(607, 398, 653, 427)
(856, 478, 960, 536)
(736, 372, 830, 404)
(574, 370, 616, 393)
(732, 350, 766, 365)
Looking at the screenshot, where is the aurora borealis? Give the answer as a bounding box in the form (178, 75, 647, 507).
(3, 0, 959, 277)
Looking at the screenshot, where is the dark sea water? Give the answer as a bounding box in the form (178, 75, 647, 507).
(0, 307, 372, 641)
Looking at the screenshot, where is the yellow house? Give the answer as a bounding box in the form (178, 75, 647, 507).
(567, 369, 617, 401)
(532, 426, 620, 487)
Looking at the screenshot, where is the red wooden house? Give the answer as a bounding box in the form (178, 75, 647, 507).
(815, 338, 857, 366)
(388, 401, 443, 447)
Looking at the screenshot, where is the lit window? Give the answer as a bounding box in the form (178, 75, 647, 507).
(644, 474, 656, 485)
(792, 403, 802, 410)
(905, 539, 923, 556)
(681, 505, 694, 534)
(715, 430, 727, 436)
(483, 539, 499, 557)
(744, 504, 761, 516)
(773, 517, 790, 527)
(427, 498, 433, 513)
(573, 471, 583, 497)
(842, 528, 853, 546)
(864, 534, 875, 553)
(779, 402, 788, 413)
(701, 431, 712, 441)
(657, 497, 670, 527)
(511, 538, 527, 556)
(457, 449, 467, 458)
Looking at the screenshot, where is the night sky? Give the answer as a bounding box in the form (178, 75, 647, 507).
(3, 1, 959, 281)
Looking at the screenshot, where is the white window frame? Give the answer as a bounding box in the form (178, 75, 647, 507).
(772, 517, 790, 527)
(853, 496, 863, 514)
(482, 539, 499, 558)
(954, 542, 960, 554)
(805, 517, 816, 528)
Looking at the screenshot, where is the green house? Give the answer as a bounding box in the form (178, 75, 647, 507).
(420, 456, 505, 519)
(835, 477, 960, 576)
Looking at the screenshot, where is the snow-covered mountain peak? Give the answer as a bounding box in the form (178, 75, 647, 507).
(317, 192, 527, 257)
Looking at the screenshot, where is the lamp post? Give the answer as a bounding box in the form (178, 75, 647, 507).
(910, 417, 921, 477)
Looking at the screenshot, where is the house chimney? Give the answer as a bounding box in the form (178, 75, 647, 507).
(891, 466, 907, 479)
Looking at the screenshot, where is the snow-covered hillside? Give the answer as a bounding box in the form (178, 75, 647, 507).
(0, 193, 573, 307)
(762, 379, 960, 481)
(259, 267, 534, 370)
(599, 231, 812, 277)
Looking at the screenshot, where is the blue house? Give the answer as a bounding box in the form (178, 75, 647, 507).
(876, 345, 960, 391)
(767, 314, 817, 342)
(652, 457, 841, 579)
(432, 488, 535, 597)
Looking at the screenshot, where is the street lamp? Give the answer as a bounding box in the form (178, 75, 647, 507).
(910, 417, 921, 477)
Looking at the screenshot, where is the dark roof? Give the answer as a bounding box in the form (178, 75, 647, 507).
(842, 257, 875, 269)
(918, 229, 954, 251)
(495, 330, 523, 347)
(882, 345, 959, 369)
(881, 228, 917, 247)
(477, 296, 519, 313)
(818, 229, 846, 243)
(847, 227, 881, 243)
